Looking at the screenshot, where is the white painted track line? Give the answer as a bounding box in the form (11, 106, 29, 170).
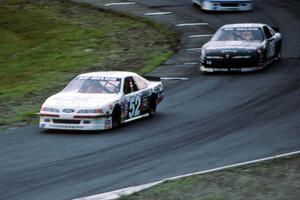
(144, 12, 172, 16)
(75, 150, 300, 200)
(176, 23, 208, 27)
(189, 34, 213, 38)
(167, 150, 300, 181)
(186, 47, 202, 51)
(104, 2, 136, 7)
(74, 182, 161, 200)
(184, 62, 198, 65)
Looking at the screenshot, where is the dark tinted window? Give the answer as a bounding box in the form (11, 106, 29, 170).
(123, 77, 138, 94)
(212, 27, 264, 41)
(263, 26, 273, 39)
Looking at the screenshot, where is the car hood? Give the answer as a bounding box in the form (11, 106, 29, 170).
(43, 92, 120, 108)
(204, 41, 261, 51)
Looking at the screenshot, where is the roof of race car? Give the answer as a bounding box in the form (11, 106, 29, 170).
(204, 0, 252, 2)
(77, 71, 139, 78)
(221, 23, 266, 28)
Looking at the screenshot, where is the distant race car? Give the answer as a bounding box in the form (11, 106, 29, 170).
(200, 23, 282, 72)
(192, 0, 253, 11)
(38, 71, 164, 130)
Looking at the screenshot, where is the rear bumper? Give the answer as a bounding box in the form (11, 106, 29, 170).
(202, 1, 253, 11)
(156, 91, 164, 105)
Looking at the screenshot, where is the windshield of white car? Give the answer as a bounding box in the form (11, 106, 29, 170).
(62, 76, 121, 94)
(212, 27, 264, 42)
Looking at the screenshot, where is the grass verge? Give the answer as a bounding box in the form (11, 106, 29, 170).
(0, 0, 178, 128)
(120, 155, 300, 200)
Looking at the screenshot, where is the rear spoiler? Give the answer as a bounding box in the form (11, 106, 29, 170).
(142, 75, 161, 82)
(271, 26, 280, 33)
(143, 76, 189, 81)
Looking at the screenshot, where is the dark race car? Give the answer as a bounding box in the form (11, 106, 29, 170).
(200, 23, 282, 72)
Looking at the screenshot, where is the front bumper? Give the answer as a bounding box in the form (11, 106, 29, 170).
(39, 115, 112, 130)
(200, 65, 264, 72)
(200, 52, 264, 72)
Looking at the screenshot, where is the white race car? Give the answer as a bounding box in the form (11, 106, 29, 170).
(38, 71, 164, 131)
(192, 0, 253, 11)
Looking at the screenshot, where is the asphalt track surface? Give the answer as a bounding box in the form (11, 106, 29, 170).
(1, 0, 299, 200)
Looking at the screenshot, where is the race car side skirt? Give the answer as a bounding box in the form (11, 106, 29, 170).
(124, 113, 149, 123)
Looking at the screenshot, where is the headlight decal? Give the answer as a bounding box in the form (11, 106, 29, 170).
(41, 107, 60, 113)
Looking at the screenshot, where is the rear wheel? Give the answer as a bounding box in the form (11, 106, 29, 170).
(148, 94, 157, 117)
(111, 106, 121, 129)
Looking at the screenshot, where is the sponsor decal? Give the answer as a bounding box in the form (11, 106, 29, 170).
(229, 68, 241, 72)
(140, 90, 151, 97)
(213, 68, 241, 72)
(63, 109, 75, 113)
(105, 119, 111, 125)
(49, 124, 84, 129)
(78, 76, 119, 81)
(224, 27, 259, 31)
(221, 49, 238, 53)
(154, 86, 161, 93)
(208, 46, 255, 50)
(213, 68, 229, 72)
(104, 118, 112, 129)
(232, 55, 251, 59)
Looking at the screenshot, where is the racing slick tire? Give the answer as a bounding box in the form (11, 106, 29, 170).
(148, 94, 157, 117)
(112, 105, 121, 129)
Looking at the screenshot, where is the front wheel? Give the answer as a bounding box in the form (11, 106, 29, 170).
(111, 106, 121, 129)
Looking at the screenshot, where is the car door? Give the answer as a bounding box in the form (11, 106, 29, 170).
(132, 75, 154, 115)
(123, 77, 142, 120)
(263, 26, 276, 60)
